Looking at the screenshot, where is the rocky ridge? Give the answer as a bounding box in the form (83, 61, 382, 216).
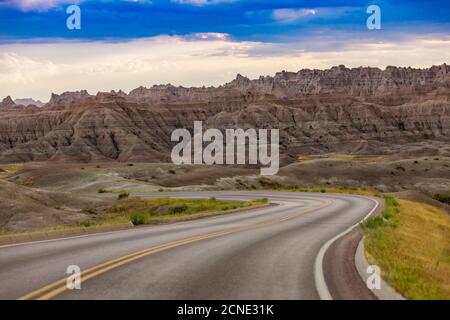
(0, 64, 449, 163)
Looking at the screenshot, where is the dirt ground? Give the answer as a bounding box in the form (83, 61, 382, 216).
(1, 140, 449, 232)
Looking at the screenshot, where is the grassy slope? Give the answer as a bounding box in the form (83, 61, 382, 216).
(83, 197, 268, 226)
(363, 198, 450, 300)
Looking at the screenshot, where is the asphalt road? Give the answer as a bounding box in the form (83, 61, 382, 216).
(0, 191, 379, 300)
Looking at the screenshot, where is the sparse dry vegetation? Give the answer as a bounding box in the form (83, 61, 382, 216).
(84, 197, 269, 226)
(0, 163, 23, 179)
(298, 153, 387, 163)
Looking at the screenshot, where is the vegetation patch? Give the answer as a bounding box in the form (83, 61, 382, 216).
(0, 163, 23, 179)
(83, 197, 268, 227)
(362, 197, 450, 299)
(298, 153, 387, 163)
(97, 188, 112, 194)
(432, 193, 450, 205)
(118, 191, 130, 200)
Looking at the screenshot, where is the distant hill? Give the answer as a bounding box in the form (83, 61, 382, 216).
(14, 98, 46, 107)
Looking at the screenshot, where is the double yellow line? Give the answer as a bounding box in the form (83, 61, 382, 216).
(19, 199, 330, 300)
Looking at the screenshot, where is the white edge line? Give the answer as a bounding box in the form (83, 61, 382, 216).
(314, 196, 380, 300)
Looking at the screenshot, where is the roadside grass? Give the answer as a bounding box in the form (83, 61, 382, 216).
(258, 181, 379, 197)
(362, 198, 450, 300)
(255, 182, 450, 299)
(0, 197, 268, 239)
(86, 197, 269, 226)
(298, 153, 387, 163)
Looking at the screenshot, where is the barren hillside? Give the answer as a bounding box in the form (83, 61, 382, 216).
(1, 64, 449, 163)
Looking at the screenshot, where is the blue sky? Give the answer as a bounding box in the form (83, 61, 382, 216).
(0, 0, 449, 100)
(0, 0, 449, 42)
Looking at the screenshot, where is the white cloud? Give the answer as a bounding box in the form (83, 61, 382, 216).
(1, 0, 83, 11)
(272, 8, 318, 23)
(187, 32, 230, 40)
(1, 36, 449, 101)
(171, 0, 237, 6)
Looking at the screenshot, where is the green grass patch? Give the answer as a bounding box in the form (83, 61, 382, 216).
(362, 197, 450, 300)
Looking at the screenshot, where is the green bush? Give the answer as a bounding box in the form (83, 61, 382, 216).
(384, 196, 399, 207)
(382, 209, 394, 220)
(118, 191, 130, 200)
(130, 213, 149, 225)
(97, 188, 111, 194)
(361, 216, 385, 229)
(168, 204, 188, 214)
(432, 194, 450, 205)
(209, 197, 217, 201)
(81, 219, 92, 227)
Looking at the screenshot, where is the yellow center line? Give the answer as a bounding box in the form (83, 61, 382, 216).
(19, 199, 331, 300)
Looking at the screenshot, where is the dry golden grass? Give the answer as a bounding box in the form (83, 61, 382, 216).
(0, 163, 23, 179)
(278, 184, 380, 197)
(298, 153, 387, 163)
(364, 199, 450, 300)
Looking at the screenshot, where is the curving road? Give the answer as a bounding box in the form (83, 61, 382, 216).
(0, 191, 379, 300)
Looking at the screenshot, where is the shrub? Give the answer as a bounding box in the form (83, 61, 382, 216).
(97, 188, 110, 194)
(118, 191, 130, 200)
(384, 196, 399, 207)
(287, 185, 300, 191)
(361, 216, 385, 229)
(382, 209, 394, 220)
(81, 219, 92, 227)
(130, 213, 149, 225)
(258, 197, 269, 204)
(168, 204, 188, 214)
(83, 207, 97, 214)
(209, 197, 217, 201)
(432, 194, 450, 205)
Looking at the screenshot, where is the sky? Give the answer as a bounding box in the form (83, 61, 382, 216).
(0, 0, 449, 101)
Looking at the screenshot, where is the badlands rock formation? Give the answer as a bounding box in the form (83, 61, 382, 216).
(0, 65, 449, 163)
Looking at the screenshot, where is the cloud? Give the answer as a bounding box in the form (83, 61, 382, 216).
(272, 6, 360, 24)
(272, 8, 318, 23)
(185, 32, 230, 41)
(1, 34, 450, 101)
(171, 0, 237, 6)
(0, 0, 83, 11)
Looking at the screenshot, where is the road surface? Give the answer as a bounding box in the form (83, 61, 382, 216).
(0, 191, 379, 300)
